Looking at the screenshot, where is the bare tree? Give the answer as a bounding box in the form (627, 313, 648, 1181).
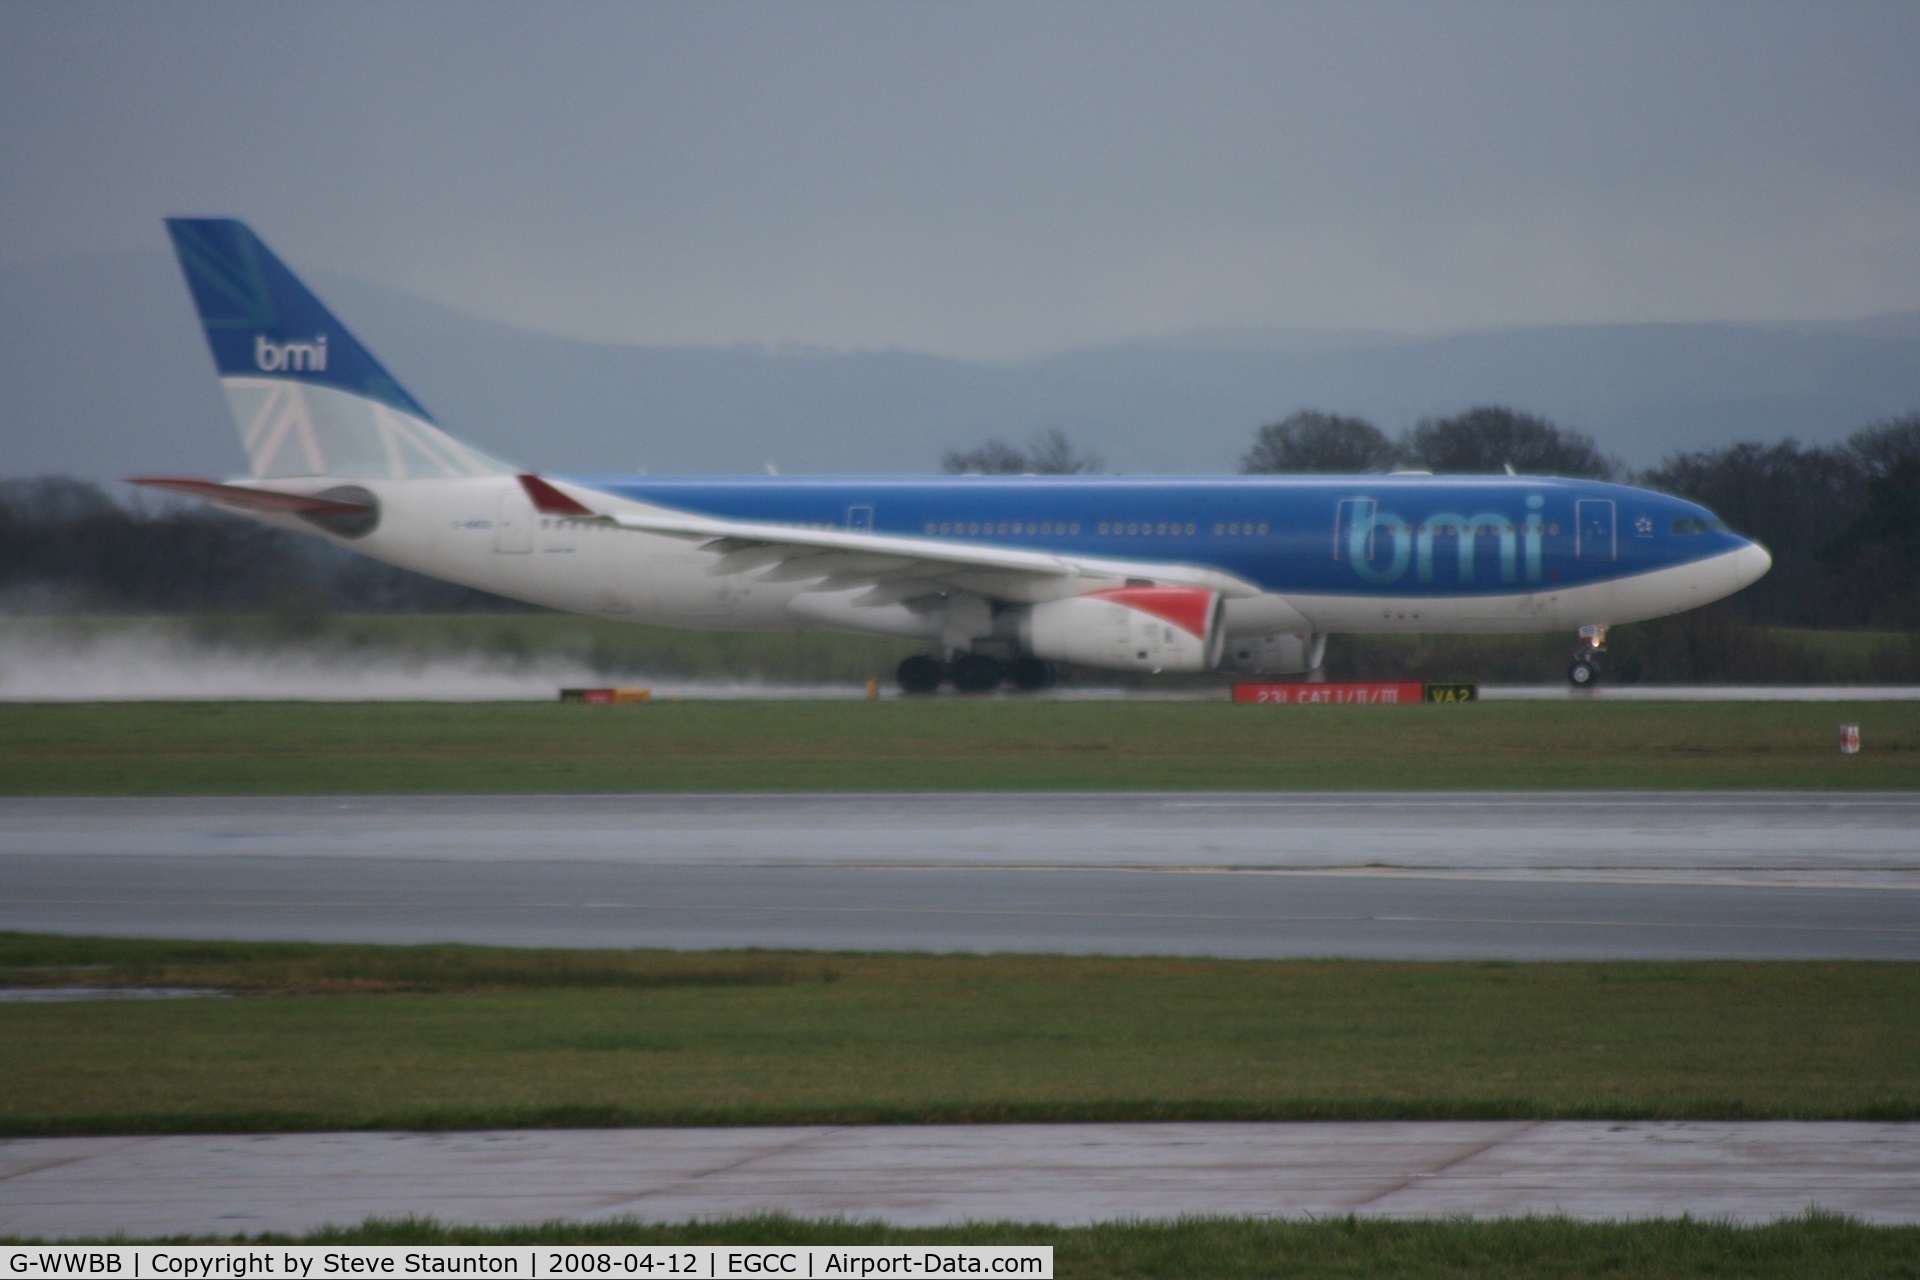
(1847, 413, 1920, 479)
(942, 428, 1102, 475)
(1240, 411, 1396, 473)
(1641, 440, 1866, 626)
(1400, 406, 1617, 478)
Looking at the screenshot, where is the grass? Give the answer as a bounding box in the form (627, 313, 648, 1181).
(41, 1214, 1912, 1279)
(4, 936, 1916, 1135)
(2, 699, 1917, 792)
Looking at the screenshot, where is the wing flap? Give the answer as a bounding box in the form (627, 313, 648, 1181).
(520, 473, 1265, 602)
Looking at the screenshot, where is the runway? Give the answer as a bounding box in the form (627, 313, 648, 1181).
(3, 1122, 1916, 1236)
(2, 793, 1915, 958)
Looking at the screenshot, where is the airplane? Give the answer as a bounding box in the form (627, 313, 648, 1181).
(139, 218, 1771, 692)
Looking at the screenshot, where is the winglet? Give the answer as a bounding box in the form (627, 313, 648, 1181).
(518, 474, 596, 516)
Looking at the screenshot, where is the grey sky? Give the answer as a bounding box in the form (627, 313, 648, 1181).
(4, 1, 1918, 359)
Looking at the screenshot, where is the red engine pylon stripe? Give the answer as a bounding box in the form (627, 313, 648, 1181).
(1086, 586, 1215, 637)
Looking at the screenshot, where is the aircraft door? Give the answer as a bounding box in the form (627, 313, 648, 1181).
(847, 504, 874, 533)
(1576, 499, 1615, 561)
(494, 489, 533, 553)
(1333, 498, 1376, 560)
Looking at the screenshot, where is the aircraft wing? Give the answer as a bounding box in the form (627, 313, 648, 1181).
(520, 474, 1261, 605)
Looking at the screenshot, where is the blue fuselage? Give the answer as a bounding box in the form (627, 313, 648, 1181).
(580, 474, 1753, 598)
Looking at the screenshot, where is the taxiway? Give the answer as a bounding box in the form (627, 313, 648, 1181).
(3, 1122, 1915, 1237)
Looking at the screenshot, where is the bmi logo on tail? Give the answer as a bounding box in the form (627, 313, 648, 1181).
(253, 333, 328, 373)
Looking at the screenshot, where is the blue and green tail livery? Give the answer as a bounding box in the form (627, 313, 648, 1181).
(164, 218, 509, 479)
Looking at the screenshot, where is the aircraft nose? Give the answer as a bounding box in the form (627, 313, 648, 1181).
(1733, 538, 1772, 587)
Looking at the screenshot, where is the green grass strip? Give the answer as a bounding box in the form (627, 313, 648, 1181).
(4, 937, 1916, 1133)
(2, 699, 1917, 792)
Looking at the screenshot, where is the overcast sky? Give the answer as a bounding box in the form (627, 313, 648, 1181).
(4, 1, 1919, 359)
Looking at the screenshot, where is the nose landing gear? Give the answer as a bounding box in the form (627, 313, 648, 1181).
(1567, 624, 1608, 688)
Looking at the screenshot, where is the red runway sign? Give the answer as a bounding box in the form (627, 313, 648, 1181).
(1233, 681, 1426, 704)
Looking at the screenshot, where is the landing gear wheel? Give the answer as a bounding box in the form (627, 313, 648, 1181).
(950, 654, 1006, 694)
(1567, 657, 1600, 688)
(897, 654, 945, 694)
(1008, 657, 1058, 691)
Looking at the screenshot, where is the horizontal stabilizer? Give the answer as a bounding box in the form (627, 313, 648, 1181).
(128, 476, 373, 516)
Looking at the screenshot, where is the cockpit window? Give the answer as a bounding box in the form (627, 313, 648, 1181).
(1658, 514, 1720, 537)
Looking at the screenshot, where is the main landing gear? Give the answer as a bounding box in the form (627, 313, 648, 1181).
(895, 654, 1059, 694)
(896, 654, 945, 694)
(1567, 624, 1608, 688)
(951, 654, 1004, 693)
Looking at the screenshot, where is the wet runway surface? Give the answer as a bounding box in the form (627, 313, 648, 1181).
(3, 793, 1915, 958)
(5, 1122, 1916, 1236)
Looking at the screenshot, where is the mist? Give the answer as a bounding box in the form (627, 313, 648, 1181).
(0, 620, 879, 701)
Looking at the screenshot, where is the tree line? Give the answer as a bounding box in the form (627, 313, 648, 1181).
(0, 476, 517, 615)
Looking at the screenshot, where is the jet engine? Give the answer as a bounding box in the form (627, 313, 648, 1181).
(1220, 631, 1327, 675)
(1020, 586, 1225, 673)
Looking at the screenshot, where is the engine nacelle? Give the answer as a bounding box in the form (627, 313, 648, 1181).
(1220, 631, 1327, 675)
(1021, 586, 1225, 673)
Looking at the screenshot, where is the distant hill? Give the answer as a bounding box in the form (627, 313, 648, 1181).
(4, 247, 1919, 483)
